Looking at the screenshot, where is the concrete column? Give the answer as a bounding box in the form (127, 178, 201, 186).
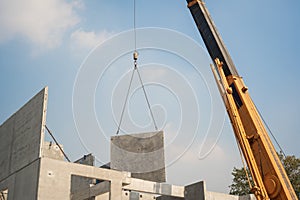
(110, 180, 122, 200)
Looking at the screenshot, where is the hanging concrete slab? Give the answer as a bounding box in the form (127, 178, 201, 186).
(110, 131, 166, 182)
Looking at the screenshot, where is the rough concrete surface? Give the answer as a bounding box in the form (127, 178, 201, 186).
(13, 160, 40, 200)
(0, 87, 47, 181)
(71, 154, 95, 194)
(42, 141, 64, 160)
(111, 131, 166, 182)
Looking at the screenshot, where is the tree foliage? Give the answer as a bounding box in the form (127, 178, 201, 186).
(229, 154, 300, 196)
(229, 167, 253, 195)
(279, 154, 300, 196)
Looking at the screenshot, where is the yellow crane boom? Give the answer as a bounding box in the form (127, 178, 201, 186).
(186, 0, 298, 199)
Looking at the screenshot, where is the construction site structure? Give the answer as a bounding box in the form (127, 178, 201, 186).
(186, 0, 297, 199)
(0, 87, 256, 200)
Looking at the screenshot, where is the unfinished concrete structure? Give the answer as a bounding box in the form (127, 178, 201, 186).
(0, 87, 256, 200)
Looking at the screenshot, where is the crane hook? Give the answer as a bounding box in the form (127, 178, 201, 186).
(133, 51, 138, 61)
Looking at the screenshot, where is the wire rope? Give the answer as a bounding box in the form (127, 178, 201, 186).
(115, 0, 158, 134)
(116, 69, 136, 135)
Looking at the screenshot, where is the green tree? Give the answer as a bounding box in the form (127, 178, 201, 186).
(229, 167, 253, 195)
(279, 154, 300, 196)
(229, 154, 300, 197)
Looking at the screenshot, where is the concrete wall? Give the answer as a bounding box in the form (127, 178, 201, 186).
(71, 154, 95, 194)
(0, 87, 47, 200)
(42, 141, 64, 160)
(0, 87, 47, 181)
(38, 158, 71, 199)
(13, 160, 40, 200)
(0, 159, 40, 200)
(38, 157, 131, 200)
(111, 131, 166, 183)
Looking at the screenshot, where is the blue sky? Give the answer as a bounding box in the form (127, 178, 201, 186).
(0, 0, 299, 193)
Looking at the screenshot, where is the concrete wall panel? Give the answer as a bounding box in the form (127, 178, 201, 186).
(111, 131, 166, 182)
(14, 160, 40, 200)
(0, 118, 14, 180)
(10, 87, 47, 173)
(38, 159, 71, 200)
(0, 87, 47, 180)
(184, 181, 205, 200)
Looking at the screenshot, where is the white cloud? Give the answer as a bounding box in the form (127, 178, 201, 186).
(0, 0, 80, 49)
(70, 29, 113, 50)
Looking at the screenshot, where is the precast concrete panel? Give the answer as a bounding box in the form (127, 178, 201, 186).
(0, 87, 48, 180)
(111, 131, 166, 182)
(0, 117, 14, 180)
(184, 181, 205, 200)
(38, 159, 71, 200)
(14, 160, 40, 200)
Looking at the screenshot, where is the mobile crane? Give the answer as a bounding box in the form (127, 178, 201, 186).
(186, 0, 298, 199)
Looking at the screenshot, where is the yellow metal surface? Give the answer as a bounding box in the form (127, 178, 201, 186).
(213, 58, 297, 200)
(185, 0, 296, 198)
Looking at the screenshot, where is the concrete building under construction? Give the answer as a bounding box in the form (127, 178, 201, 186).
(0, 87, 256, 199)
